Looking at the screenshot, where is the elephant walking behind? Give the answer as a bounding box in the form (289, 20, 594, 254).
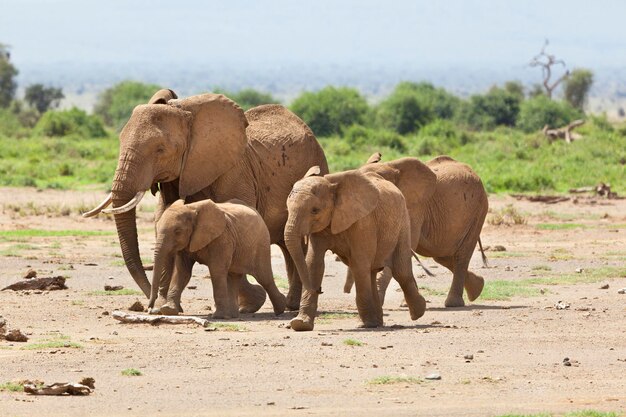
(345, 154, 489, 308)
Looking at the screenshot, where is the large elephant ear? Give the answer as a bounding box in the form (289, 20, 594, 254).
(384, 157, 437, 208)
(327, 171, 380, 234)
(173, 94, 248, 198)
(188, 200, 227, 253)
(148, 89, 178, 105)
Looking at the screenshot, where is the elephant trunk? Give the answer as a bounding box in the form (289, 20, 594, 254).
(284, 215, 312, 292)
(111, 153, 151, 298)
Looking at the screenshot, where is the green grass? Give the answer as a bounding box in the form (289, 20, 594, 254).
(317, 312, 359, 324)
(88, 289, 143, 296)
(419, 286, 447, 297)
(21, 335, 83, 350)
(273, 275, 289, 290)
(0, 381, 25, 392)
(548, 248, 574, 261)
(343, 338, 364, 346)
(479, 267, 626, 301)
(481, 280, 544, 301)
(368, 376, 422, 385)
(208, 323, 247, 332)
(121, 368, 142, 376)
(494, 412, 621, 417)
(0, 229, 114, 238)
(536, 223, 587, 230)
(532, 265, 552, 271)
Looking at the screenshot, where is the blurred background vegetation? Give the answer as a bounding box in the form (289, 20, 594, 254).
(0, 43, 624, 193)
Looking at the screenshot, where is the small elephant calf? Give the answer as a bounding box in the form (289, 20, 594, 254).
(148, 199, 286, 318)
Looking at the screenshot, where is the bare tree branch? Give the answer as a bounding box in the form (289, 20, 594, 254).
(529, 39, 569, 98)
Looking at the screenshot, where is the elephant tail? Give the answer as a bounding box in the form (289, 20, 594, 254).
(411, 250, 435, 277)
(478, 237, 489, 268)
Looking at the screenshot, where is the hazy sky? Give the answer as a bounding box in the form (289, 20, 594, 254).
(2, 0, 626, 70)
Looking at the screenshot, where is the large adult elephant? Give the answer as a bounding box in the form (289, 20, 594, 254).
(344, 153, 488, 307)
(84, 90, 328, 311)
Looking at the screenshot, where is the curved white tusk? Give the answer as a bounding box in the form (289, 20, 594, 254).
(102, 191, 146, 215)
(82, 193, 112, 218)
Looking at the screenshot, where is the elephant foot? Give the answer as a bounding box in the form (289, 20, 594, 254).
(271, 294, 287, 316)
(238, 283, 267, 314)
(213, 310, 238, 320)
(290, 315, 314, 331)
(358, 318, 383, 328)
(444, 295, 465, 308)
(286, 290, 301, 311)
(465, 273, 485, 302)
(159, 304, 179, 316)
(405, 292, 427, 320)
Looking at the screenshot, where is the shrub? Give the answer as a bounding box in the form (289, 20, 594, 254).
(291, 86, 369, 137)
(34, 108, 107, 138)
(563, 68, 593, 111)
(411, 119, 472, 155)
(516, 96, 583, 132)
(376, 81, 460, 136)
(343, 124, 406, 152)
(0, 107, 22, 136)
(94, 80, 161, 131)
(456, 86, 521, 130)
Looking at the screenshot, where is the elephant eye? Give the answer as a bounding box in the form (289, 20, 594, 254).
(311, 207, 320, 215)
(157, 146, 165, 154)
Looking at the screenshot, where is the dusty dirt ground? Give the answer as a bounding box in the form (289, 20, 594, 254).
(0, 188, 625, 417)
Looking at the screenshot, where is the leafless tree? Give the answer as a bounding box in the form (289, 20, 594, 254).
(529, 39, 569, 99)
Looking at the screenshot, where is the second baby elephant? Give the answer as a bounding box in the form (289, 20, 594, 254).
(148, 199, 287, 318)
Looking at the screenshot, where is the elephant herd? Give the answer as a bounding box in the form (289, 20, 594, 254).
(83, 90, 489, 332)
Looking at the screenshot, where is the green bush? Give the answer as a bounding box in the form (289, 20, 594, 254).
(456, 86, 521, 130)
(410, 119, 472, 155)
(376, 84, 434, 134)
(0, 107, 22, 136)
(516, 96, 583, 132)
(343, 124, 406, 151)
(34, 108, 107, 138)
(291, 86, 369, 137)
(94, 80, 161, 131)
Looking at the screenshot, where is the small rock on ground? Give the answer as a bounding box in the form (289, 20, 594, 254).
(128, 301, 145, 312)
(599, 284, 609, 289)
(104, 285, 124, 291)
(4, 328, 29, 342)
(425, 372, 441, 380)
(23, 269, 37, 279)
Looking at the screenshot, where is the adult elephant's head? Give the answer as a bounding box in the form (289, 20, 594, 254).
(84, 90, 248, 297)
(284, 167, 380, 292)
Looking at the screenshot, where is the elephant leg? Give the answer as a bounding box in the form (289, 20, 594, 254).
(434, 256, 468, 308)
(465, 270, 485, 302)
(375, 267, 394, 306)
(391, 243, 426, 321)
(160, 255, 194, 315)
(279, 243, 302, 311)
(251, 257, 287, 315)
(343, 268, 354, 294)
(290, 240, 325, 332)
(371, 271, 384, 326)
(210, 265, 235, 319)
(236, 276, 267, 314)
(226, 273, 242, 319)
(351, 264, 382, 328)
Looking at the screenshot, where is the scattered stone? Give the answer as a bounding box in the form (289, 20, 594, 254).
(425, 372, 441, 380)
(23, 269, 37, 279)
(575, 268, 584, 274)
(492, 245, 507, 252)
(101, 311, 110, 316)
(321, 342, 333, 347)
(504, 266, 512, 271)
(267, 402, 275, 406)
(464, 354, 474, 360)
(4, 329, 28, 342)
(618, 288, 626, 294)
(563, 357, 571, 366)
(555, 301, 570, 310)
(2, 276, 67, 292)
(0, 316, 6, 335)
(599, 284, 609, 290)
(187, 285, 197, 290)
(84, 263, 98, 266)
(128, 301, 145, 312)
(104, 285, 124, 291)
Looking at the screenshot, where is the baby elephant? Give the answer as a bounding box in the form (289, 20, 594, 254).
(148, 199, 287, 318)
